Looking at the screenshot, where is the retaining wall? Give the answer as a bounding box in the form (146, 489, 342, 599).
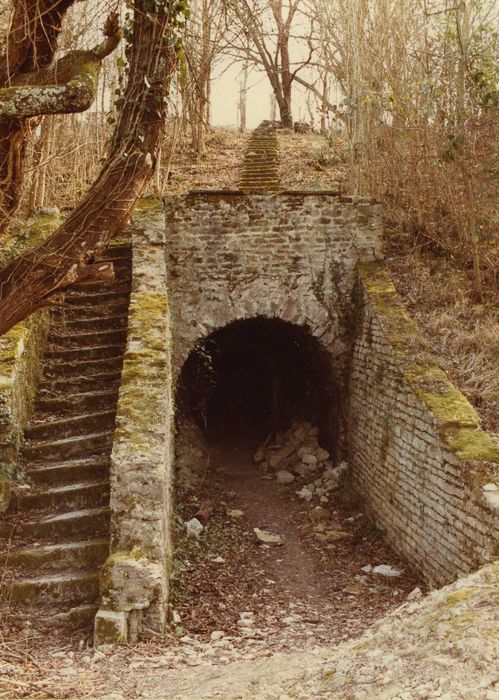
(0, 210, 60, 512)
(348, 263, 498, 584)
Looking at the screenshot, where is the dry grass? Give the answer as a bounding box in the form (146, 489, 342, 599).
(385, 232, 498, 434)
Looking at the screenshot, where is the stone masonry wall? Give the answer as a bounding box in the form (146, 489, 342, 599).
(0, 312, 50, 512)
(349, 263, 498, 585)
(165, 191, 383, 394)
(0, 210, 60, 512)
(95, 208, 174, 645)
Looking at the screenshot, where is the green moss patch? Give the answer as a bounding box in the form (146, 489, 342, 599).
(445, 589, 472, 605)
(358, 263, 499, 472)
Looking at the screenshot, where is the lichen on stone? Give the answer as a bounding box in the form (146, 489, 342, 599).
(358, 262, 499, 473)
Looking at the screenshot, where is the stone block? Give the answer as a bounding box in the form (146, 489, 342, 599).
(94, 610, 128, 645)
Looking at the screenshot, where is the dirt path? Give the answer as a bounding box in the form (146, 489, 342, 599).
(171, 434, 424, 656)
(219, 443, 333, 602)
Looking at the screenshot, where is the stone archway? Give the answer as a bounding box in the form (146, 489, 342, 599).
(176, 316, 343, 459)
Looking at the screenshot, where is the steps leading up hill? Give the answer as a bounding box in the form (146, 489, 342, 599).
(0, 245, 131, 625)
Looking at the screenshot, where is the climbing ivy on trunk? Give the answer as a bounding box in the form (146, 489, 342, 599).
(0, 1, 181, 335)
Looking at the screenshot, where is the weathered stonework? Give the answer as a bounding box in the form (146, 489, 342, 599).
(348, 263, 498, 585)
(95, 208, 174, 645)
(165, 191, 382, 385)
(0, 210, 60, 512)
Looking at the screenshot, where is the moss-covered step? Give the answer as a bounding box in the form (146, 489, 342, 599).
(53, 302, 130, 321)
(38, 372, 121, 396)
(0, 539, 108, 572)
(23, 430, 115, 461)
(63, 286, 131, 304)
(44, 344, 125, 363)
(12, 479, 109, 513)
(42, 356, 125, 379)
(8, 570, 100, 605)
(36, 389, 119, 415)
(28, 454, 110, 486)
(26, 409, 117, 442)
(56, 314, 128, 332)
(0, 506, 110, 540)
(48, 328, 127, 348)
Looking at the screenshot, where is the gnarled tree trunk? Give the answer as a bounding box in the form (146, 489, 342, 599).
(0, 2, 178, 335)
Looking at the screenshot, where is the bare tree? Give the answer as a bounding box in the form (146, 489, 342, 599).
(0, 1, 123, 233)
(0, 0, 179, 335)
(224, 0, 314, 128)
(183, 0, 226, 154)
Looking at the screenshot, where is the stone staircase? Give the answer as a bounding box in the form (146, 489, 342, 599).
(0, 245, 131, 625)
(239, 125, 281, 193)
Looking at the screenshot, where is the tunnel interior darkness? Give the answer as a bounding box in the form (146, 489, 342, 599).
(177, 317, 341, 456)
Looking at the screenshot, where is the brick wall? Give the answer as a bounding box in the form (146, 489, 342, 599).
(348, 264, 498, 585)
(165, 191, 382, 387)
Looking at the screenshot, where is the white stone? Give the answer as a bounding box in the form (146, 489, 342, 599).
(302, 454, 318, 467)
(210, 630, 225, 641)
(297, 486, 314, 501)
(407, 587, 422, 601)
(483, 483, 498, 491)
(185, 518, 204, 538)
(373, 564, 402, 577)
(276, 470, 295, 484)
(254, 528, 284, 545)
(237, 619, 253, 628)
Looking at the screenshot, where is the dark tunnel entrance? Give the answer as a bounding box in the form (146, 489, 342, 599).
(177, 317, 341, 458)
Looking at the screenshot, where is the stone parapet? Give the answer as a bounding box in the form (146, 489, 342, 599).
(348, 263, 498, 584)
(95, 207, 174, 645)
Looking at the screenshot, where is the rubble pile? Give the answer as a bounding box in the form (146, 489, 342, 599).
(253, 420, 348, 506)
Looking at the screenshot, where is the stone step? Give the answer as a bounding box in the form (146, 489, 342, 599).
(50, 603, 100, 627)
(26, 409, 116, 441)
(23, 430, 115, 461)
(48, 329, 127, 349)
(43, 356, 124, 379)
(36, 388, 118, 415)
(8, 571, 100, 605)
(29, 454, 110, 485)
(45, 344, 125, 363)
(63, 290, 130, 306)
(0, 539, 108, 572)
(240, 183, 281, 190)
(1, 507, 110, 541)
(66, 274, 131, 291)
(241, 170, 279, 177)
(53, 302, 130, 321)
(241, 181, 279, 187)
(56, 314, 128, 332)
(38, 372, 121, 396)
(13, 480, 109, 513)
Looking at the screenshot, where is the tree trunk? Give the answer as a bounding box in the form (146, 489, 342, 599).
(279, 32, 294, 128)
(456, 0, 482, 299)
(0, 4, 121, 232)
(0, 3, 177, 335)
